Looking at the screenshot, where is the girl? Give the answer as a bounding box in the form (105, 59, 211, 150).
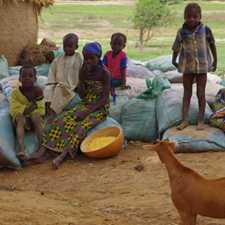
(28, 42, 110, 169)
(172, 3, 217, 130)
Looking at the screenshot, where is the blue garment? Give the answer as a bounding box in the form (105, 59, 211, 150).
(172, 23, 215, 74)
(82, 42, 102, 57)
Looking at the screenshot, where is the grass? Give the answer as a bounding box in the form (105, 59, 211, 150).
(39, 1, 225, 76)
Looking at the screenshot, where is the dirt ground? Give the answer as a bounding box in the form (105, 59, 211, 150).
(0, 142, 225, 225)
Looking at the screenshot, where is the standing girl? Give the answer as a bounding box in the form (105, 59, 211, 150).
(172, 3, 217, 130)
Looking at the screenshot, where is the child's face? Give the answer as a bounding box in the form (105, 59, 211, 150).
(19, 68, 36, 88)
(185, 8, 201, 29)
(63, 39, 77, 56)
(111, 37, 125, 54)
(83, 54, 99, 70)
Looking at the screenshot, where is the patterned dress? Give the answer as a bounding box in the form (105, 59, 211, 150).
(210, 88, 225, 131)
(42, 79, 109, 152)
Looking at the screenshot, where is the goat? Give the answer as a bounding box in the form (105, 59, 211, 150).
(144, 140, 225, 225)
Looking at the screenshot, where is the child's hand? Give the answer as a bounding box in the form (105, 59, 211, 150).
(172, 60, 178, 68)
(46, 103, 56, 117)
(24, 102, 37, 115)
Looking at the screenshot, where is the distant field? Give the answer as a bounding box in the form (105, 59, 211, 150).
(39, 1, 225, 75)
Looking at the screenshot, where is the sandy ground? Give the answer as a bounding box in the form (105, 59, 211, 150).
(0, 142, 225, 225)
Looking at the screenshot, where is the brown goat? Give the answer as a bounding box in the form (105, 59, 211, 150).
(144, 140, 225, 225)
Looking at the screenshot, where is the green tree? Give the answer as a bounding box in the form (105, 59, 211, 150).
(133, 0, 170, 49)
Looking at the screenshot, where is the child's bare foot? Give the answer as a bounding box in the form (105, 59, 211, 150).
(52, 152, 67, 169)
(176, 121, 189, 130)
(23, 155, 47, 166)
(68, 149, 76, 160)
(196, 122, 205, 130)
(52, 157, 62, 170)
(17, 151, 26, 161)
(27, 146, 46, 161)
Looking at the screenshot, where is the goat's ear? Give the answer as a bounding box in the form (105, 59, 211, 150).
(142, 144, 156, 151)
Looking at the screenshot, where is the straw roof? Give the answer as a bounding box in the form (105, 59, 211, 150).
(0, 0, 54, 12)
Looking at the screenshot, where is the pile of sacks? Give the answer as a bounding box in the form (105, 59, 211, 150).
(0, 54, 225, 169)
(110, 55, 225, 152)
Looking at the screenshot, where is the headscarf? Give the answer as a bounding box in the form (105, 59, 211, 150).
(82, 42, 102, 58)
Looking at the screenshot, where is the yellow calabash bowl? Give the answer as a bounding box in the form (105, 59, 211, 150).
(80, 126, 124, 158)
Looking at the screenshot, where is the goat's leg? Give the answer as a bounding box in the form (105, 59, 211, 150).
(178, 211, 197, 225)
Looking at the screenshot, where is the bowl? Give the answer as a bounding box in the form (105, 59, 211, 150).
(80, 126, 124, 158)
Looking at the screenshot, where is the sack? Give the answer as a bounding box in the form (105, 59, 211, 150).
(87, 117, 122, 136)
(144, 55, 176, 72)
(0, 100, 20, 169)
(109, 94, 129, 123)
(157, 87, 212, 135)
(137, 77, 170, 100)
(121, 98, 157, 141)
(0, 55, 9, 79)
(0, 75, 20, 98)
(126, 77, 147, 98)
(127, 60, 155, 79)
(163, 125, 225, 152)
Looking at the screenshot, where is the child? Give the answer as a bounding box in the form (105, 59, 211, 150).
(27, 42, 110, 169)
(44, 33, 83, 115)
(210, 88, 225, 131)
(172, 3, 217, 130)
(10, 65, 45, 161)
(103, 32, 128, 89)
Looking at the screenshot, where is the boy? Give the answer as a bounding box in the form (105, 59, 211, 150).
(10, 65, 45, 161)
(103, 32, 128, 89)
(44, 33, 83, 115)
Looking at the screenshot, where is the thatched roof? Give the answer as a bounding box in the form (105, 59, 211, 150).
(0, 0, 54, 11)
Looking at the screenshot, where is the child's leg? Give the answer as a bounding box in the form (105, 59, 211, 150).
(52, 148, 74, 169)
(31, 112, 43, 147)
(15, 114, 26, 160)
(196, 73, 207, 130)
(177, 74, 195, 130)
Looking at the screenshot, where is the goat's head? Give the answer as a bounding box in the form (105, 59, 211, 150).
(143, 140, 176, 163)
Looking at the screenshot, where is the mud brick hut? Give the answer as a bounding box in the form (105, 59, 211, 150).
(0, 0, 54, 66)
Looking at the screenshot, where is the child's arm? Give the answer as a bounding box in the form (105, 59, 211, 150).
(120, 53, 128, 88)
(172, 30, 182, 68)
(102, 54, 108, 67)
(206, 27, 217, 72)
(172, 51, 179, 68)
(120, 69, 126, 87)
(10, 89, 27, 119)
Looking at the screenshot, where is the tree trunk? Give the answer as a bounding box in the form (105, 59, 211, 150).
(145, 28, 153, 43)
(139, 28, 144, 51)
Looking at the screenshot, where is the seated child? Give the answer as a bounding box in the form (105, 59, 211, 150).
(103, 32, 128, 89)
(10, 65, 45, 161)
(210, 88, 225, 131)
(44, 33, 83, 115)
